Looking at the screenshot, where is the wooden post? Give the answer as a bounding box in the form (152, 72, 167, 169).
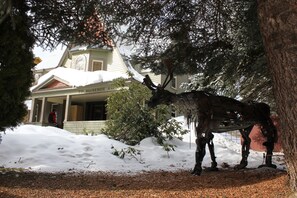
(29, 98, 36, 123)
(39, 97, 47, 124)
(64, 95, 72, 122)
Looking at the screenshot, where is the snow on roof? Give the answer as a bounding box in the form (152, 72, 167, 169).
(70, 44, 112, 51)
(31, 67, 129, 91)
(126, 60, 145, 82)
(33, 45, 66, 70)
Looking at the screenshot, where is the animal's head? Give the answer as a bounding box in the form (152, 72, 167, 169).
(143, 74, 174, 108)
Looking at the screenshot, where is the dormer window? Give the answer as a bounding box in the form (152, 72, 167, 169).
(92, 60, 103, 71)
(74, 55, 86, 70)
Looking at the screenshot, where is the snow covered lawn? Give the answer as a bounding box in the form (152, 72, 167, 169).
(0, 124, 285, 173)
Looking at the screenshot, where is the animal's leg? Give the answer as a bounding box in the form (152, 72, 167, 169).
(191, 136, 207, 175)
(205, 133, 218, 171)
(234, 126, 252, 170)
(191, 115, 210, 175)
(260, 138, 277, 168)
(259, 119, 277, 169)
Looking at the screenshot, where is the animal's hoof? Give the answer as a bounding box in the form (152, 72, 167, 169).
(191, 170, 201, 176)
(205, 167, 219, 172)
(191, 167, 202, 175)
(191, 164, 202, 175)
(258, 164, 277, 169)
(234, 162, 248, 170)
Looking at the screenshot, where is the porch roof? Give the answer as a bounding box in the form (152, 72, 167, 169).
(31, 67, 129, 92)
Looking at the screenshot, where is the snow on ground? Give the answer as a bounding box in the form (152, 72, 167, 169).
(0, 124, 285, 174)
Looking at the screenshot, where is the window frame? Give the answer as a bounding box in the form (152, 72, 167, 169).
(92, 60, 104, 71)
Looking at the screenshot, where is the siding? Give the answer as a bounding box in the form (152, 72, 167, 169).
(63, 121, 106, 134)
(44, 80, 68, 89)
(105, 47, 128, 74)
(89, 50, 109, 71)
(144, 73, 188, 93)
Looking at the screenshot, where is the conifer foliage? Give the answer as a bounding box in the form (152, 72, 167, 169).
(96, 0, 274, 106)
(0, 0, 108, 131)
(0, 1, 35, 131)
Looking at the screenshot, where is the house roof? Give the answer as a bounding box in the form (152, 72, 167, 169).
(33, 45, 67, 70)
(70, 44, 113, 52)
(31, 67, 129, 92)
(71, 11, 113, 49)
(126, 60, 145, 82)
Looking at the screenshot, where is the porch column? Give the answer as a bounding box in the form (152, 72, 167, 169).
(64, 95, 72, 122)
(29, 98, 36, 123)
(39, 97, 47, 123)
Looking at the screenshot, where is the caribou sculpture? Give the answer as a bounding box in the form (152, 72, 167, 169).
(143, 73, 277, 175)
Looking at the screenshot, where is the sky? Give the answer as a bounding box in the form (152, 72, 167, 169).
(32, 43, 136, 71)
(0, 119, 285, 174)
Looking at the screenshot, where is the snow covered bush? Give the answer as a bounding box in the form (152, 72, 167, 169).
(103, 78, 187, 146)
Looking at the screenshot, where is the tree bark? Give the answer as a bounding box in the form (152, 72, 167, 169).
(257, 0, 297, 191)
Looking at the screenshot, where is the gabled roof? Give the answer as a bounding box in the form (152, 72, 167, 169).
(31, 67, 129, 92)
(126, 60, 145, 82)
(45, 79, 69, 89)
(76, 11, 114, 48)
(31, 76, 71, 92)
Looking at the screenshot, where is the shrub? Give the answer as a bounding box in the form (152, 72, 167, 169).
(103, 78, 188, 146)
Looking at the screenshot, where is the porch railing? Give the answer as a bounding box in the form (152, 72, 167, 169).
(63, 121, 106, 134)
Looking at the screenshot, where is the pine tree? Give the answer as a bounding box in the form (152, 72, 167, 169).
(0, 0, 110, 130)
(257, 0, 297, 191)
(0, 1, 35, 131)
(96, 0, 274, 107)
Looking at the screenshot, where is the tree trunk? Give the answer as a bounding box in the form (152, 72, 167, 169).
(257, 0, 297, 192)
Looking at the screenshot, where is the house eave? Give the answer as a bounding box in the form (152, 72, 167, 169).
(30, 78, 135, 98)
(31, 75, 71, 92)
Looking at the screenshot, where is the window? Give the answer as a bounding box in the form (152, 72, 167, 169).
(86, 102, 107, 120)
(92, 60, 103, 71)
(171, 76, 177, 89)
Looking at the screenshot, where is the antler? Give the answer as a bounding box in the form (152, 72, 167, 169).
(143, 58, 175, 90)
(143, 75, 157, 91)
(162, 72, 173, 88)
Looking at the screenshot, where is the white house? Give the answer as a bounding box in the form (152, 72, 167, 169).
(29, 44, 188, 134)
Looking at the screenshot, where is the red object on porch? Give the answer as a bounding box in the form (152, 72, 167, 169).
(248, 115, 282, 152)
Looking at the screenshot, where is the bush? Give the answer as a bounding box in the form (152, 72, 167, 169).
(102, 78, 188, 146)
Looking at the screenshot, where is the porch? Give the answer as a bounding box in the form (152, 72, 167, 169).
(29, 83, 113, 134)
(28, 120, 106, 134)
(63, 121, 106, 134)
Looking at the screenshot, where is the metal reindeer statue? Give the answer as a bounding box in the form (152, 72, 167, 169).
(143, 73, 278, 175)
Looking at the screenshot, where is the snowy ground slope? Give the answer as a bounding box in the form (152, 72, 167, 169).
(0, 124, 285, 174)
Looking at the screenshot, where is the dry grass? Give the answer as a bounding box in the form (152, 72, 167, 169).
(0, 168, 292, 198)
